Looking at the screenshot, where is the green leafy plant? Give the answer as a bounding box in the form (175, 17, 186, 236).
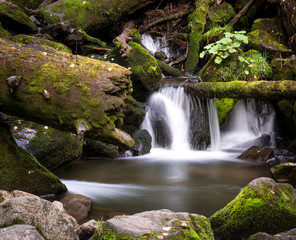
(239, 50, 272, 80)
(200, 30, 248, 64)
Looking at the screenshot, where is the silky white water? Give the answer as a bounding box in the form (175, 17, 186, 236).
(141, 33, 171, 58)
(220, 99, 276, 150)
(141, 86, 221, 152)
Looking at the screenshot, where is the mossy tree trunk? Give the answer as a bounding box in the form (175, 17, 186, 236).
(0, 38, 134, 149)
(185, 0, 214, 73)
(183, 80, 296, 99)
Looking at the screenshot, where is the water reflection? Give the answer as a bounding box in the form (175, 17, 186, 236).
(57, 150, 270, 220)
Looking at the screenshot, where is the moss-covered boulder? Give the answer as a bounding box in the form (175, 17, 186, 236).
(82, 138, 119, 158)
(10, 34, 72, 54)
(0, 126, 67, 195)
(36, 0, 159, 36)
(271, 57, 296, 80)
(271, 162, 296, 187)
(93, 209, 214, 240)
(206, 2, 236, 31)
(251, 18, 287, 45)
(248, 30, 292, 59)
(121, 95, 146, 135)
(126, 42, 161, 101)
(0, 37, 134, 149)
(210, 177, 296, 240)
(27, 126, 83, 171)
(0, 0, 37, 34)
(156, 59, 183, 77)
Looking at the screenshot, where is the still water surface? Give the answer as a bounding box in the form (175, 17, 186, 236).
(56, 149, 270, 220)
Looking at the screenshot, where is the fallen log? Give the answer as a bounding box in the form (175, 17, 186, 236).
(0, 38, 134, 149)
(183, 80, 296, 99)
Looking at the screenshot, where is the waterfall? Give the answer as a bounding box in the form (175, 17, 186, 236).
(220, 99, 276, 150)
(207, 99, 221, 151)
(141, 33, 171, 58)
(141, 86, 221, 151)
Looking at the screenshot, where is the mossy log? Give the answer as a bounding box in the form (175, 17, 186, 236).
(0, 38, 134, 149)
(183, 80, 296, 99)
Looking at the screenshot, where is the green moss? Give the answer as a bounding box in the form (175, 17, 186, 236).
(248, 30, 292, 59)
(6, 0, 44, 11)
(130, 29, 142, 43)
(207, 2, 236, 30)
(215, 98, 235, 125)
(185, 1, 209, 73)
(0, 22, 11, 37)
(0, 127, 66, 195)
(210, 177, 296, 239)
(10, 34, 72, 53)
(0, 1, 37, 33)
(271, 58, 296, 80)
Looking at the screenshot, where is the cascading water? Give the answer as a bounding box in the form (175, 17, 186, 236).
(220, 99, 276, 150)
(141, 33, 171, 58)
(141, 86, 221, 152)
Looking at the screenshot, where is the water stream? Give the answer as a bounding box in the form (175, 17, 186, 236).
(57, 35, 276, 221)
(57, 86, 275, 221)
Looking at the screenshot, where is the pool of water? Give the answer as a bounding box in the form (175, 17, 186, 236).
(56, 148, 270, 220)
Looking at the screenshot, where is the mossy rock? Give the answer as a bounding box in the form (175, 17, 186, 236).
(10, 34, 72, 54)
(0, 21, 11, 37)
(0, 1, 37, 33)
(6, 0, 44, 12)
(82, 138, 119, 158)
(121, 95, 146, 135)
(271, 57, 296, 81)
(36, 0, 158, 36)
(27, 125, 83, 171)
(271, 162, 296, 187)
(0, 126, 67, 195)
(215, 98, 236, 125)
(248, 30, 292, 59)
(126, 42, 161, 101)
(210, 177, 296, 240)
(93, 209, 214, 240)
(251, 18, 287, 45)
(206, 2, 236, 31)
(276, 99, 296, 138)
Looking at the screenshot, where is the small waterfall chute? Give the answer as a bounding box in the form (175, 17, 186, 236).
(141, 86, 221, 152)
(141, 33, 171, 58)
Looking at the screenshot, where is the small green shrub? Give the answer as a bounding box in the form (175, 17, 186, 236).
(200, 30, 248, 64)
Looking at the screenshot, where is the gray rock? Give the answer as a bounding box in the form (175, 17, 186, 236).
(0, 196, 78, 240)
(77, 219, 98, 240)
(104, 209, 214, 239)
(0, 190, 13, 203)
(0, 225, 45, 240)
(248, 228, 296, 240)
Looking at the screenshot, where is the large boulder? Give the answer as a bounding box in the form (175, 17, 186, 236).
(82, 138, 119, 158)
(0, 37, 134, 149)
(0, 196, 79, 240)
(0, 0, 37, 34)
(0, 126, 67, 195)
(93, 209, 214, 239)
(0, 224, 45, 240)
(36, 0, 159, 36)
(132, 129, 152, 156)
(237, 146, 274, 162)
(210, 177, 296, 240)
